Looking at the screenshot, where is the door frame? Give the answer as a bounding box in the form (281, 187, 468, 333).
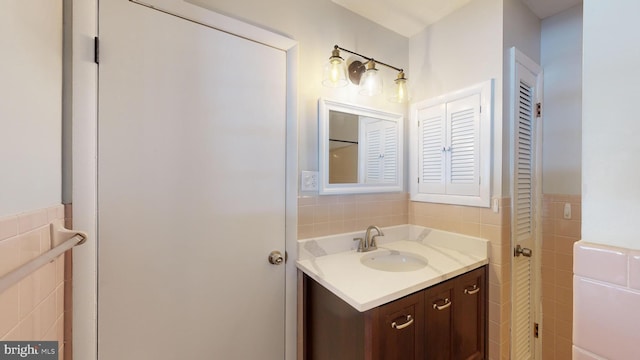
(508, 46, 543, 360)
(71, 2, 299, 359)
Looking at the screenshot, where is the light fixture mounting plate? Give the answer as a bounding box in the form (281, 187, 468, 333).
(348, 60, 365, 85)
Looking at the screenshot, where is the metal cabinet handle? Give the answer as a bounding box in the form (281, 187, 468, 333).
(464, 285, 480, 295)
(391, 315, 414, 330)
(433, 298, 451, 311)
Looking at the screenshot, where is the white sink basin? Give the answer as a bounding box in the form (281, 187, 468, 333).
(360, 249, 428, 272)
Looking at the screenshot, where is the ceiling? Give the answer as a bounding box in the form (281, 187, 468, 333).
(332, 0, 582, 37)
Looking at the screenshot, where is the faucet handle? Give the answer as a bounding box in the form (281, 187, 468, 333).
(353, 237, 365, 252)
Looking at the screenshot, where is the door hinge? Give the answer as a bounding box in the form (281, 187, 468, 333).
(94, 37, 100, 65)
(417, 177, 420, 184)
(534, 323, 539, 338)
(535, 102, 541, 118)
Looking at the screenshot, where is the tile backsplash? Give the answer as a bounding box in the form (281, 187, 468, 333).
(297, 192, 408, 239)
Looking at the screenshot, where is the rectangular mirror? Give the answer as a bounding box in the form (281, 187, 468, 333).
(319, 98, 404, 194)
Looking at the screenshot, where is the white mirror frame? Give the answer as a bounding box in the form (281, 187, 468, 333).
(318, 98, 404, 195)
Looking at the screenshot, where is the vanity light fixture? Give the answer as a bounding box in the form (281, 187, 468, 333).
(322, 45, 409, 103)
(322, 47, 348, 87)
(358, 60, 383, 96)
(389, 71, 409, 103)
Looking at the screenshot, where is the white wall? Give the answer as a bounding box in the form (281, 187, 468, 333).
(541, 5, 582, 195)
(0, 0, 62, 217)
(503, 0, 541, 196)
(190, 0, 408, 175)
(582, 0, 640, 249)
(504, 0, 541, 62)
(409, 0, 504, 197)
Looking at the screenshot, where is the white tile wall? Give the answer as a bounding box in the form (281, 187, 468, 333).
(573, 241, 640, 360)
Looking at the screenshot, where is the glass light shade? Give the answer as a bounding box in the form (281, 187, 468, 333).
(389, 72, 409, 103)
(322, 50, 348, 88)
(358, 61, 383, 96)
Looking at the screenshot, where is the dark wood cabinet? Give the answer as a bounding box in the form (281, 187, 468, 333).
(304, 276, 366, 360)
(424, 267, 486, 360)
(453, 268, 486, 360)
(424, 279, 455, 360)
(370, 291, 425, 360)
(303, 266, 486, 360)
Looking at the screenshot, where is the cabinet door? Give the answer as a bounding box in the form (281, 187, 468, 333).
(424, 280, 455, 360)
(416, 103, 446, 195)
(454, 267, 486, 360)
(372, 292, 424, 360)
(304, 277, 365, 360)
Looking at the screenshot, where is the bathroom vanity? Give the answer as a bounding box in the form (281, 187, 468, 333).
(304, 266, 485, 359)
(297, 225, 489, 360)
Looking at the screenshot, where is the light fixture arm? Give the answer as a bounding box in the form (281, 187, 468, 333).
(333, 45, 404, 73)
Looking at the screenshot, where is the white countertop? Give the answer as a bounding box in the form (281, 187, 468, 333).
(296, 225, 489, 312)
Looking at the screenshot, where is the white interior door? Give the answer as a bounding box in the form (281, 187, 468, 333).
(510, 48, 543, 360)
(98, 1, 287, 359)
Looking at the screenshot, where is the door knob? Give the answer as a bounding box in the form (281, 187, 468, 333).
(268, 251, 285, 265)
(514, 244, 532, 257)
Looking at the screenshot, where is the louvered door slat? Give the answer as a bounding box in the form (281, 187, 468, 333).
(513, 258, 532, 360)
(515, 77, 534, 241)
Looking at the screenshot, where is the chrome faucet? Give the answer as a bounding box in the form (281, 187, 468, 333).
(364, 225, 384, 251)
(353, 225, 385, 252)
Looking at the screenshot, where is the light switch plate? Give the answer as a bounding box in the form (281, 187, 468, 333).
(301, 171, 319, 192)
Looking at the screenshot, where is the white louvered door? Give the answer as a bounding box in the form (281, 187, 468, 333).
(362, 118, 398, 184)
(411, 80, 491, 207)
(446, 94, 481, 196)
(382, 121, 398, 183)
(363, 120, 382, 183)
(417, 104, 446, 194)
(510, 49, 542, 360)
(416, 96, 481, 196)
